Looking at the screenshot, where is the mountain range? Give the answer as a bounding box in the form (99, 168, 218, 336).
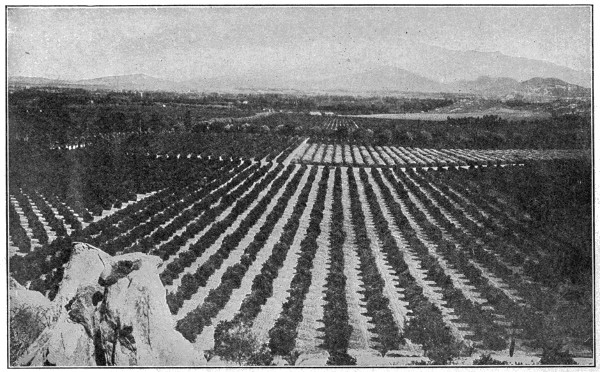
(174, 40, 590, 90)
(9, 70, 590, 100)
(9, 65, 591, 99)
(9, 40, 591, 96)
(390, 48, 589, 88)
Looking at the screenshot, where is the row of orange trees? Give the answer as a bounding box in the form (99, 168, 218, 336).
(175, 166, 313, 342)
(160, 163, 282, 288)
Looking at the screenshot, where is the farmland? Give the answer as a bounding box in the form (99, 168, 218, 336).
(348, 109, 552, 121)
(8, 90, 592, 366)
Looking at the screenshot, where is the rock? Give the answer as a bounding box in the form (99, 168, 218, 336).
(16, 243, 108, 366)
(16, 243, 205, 366)
(10, 288, 52, 316)
(10, 277, 26, 290)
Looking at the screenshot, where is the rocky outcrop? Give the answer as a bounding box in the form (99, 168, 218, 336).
(15, 243, 205, 366)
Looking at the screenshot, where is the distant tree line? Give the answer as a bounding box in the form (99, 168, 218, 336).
(316, 98, 454, 115)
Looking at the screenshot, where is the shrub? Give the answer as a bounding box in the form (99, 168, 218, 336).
(326, 350, 357, 366)
(426, 343, 463, 365)
(473, 354, 508, 365)
(540, 346, 577, 365)
(213, 320, 273, 366)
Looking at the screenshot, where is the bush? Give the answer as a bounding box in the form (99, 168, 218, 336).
(426, 343, 463, 365)
(213, 320, 273, 366)
(409, 360, 430, 365)
(473, 354, 508, 365)
(326, 350, 357, 366)
(540, 346, 577, 365)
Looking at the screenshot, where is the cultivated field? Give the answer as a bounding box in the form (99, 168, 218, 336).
(292, 142, 585, 167)
(9, 138, 592, 366)
(347, 108, 552, 121)
(8, 98, 592, 366)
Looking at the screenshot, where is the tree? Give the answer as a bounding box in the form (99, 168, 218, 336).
(375, 129, 392, 145)
(184, 110, 193, 131)
(149, 112, 163, 133)
(132, 111, 143, 133)
(268, 317, 296, 356)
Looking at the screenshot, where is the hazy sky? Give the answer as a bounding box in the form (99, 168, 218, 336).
(7, 6, 591, 81)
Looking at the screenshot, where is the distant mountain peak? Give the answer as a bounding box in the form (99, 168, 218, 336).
(522, 77, 568, 86)
(450, 75, 589, 98)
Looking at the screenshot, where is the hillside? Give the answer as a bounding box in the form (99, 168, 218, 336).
(449, 76, 590, 99)
(520, 77, 591, 97)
